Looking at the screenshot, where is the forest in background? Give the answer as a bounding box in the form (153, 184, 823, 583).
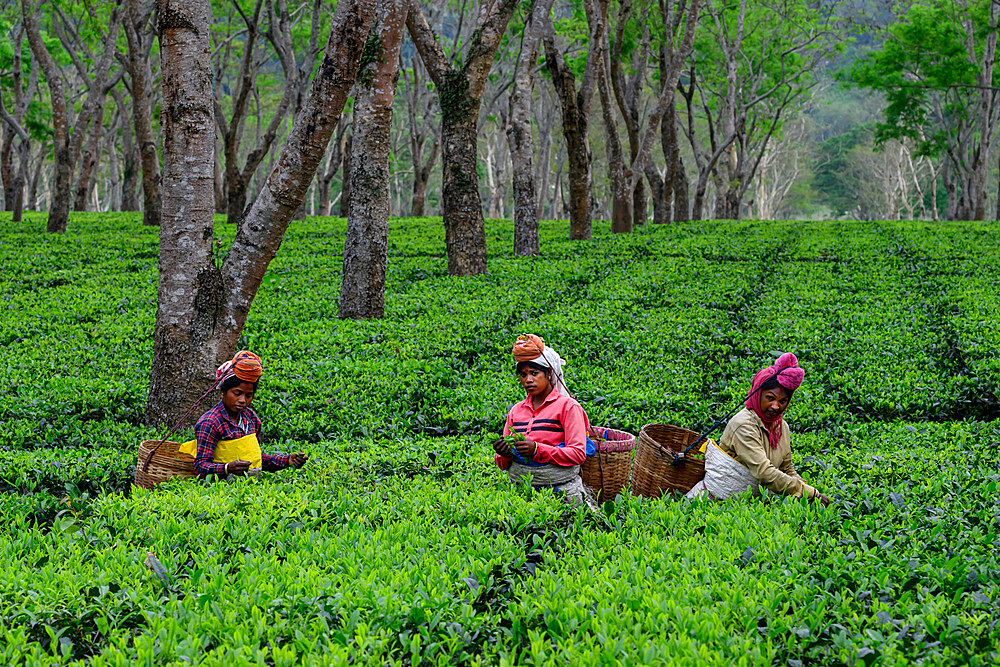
(2, 0, 1000, 230)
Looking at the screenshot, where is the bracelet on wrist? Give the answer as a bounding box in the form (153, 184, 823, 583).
(224, 462, 230, 475)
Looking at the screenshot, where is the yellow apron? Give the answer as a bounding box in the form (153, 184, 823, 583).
(179, 433, 263, 470)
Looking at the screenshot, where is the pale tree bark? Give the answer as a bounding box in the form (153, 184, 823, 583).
(340, 130, 352, 217)
(485, 112, 508, 219)
(28, 142, 45, 211)
(533, 87, 556, 219)
(339, 0, 408, 320)
(123, 0, 162, 225)
(406, 0, 519, 276)
(112, 88, 141, 211)
(541, 10, 596, 239)
(589, 0, 702, 232)
(145, 0, 376, 427)
(318, 116, 349, 216)
(753, 116, 805, 220)
(0, 23, 38, 222)
(507, 0, 553, 256)
(404, 55, 439, 217)
(102, 110, 123, 210)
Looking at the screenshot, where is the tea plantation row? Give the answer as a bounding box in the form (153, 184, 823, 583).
(1, 212, 998, 665)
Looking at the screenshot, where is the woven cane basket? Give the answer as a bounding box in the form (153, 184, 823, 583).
(630, 423, 706, 498)
(581, 428, 636, 501)
(134, 440, 197, 490)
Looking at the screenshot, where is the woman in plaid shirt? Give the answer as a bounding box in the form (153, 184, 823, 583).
(182, 351, 308, 477)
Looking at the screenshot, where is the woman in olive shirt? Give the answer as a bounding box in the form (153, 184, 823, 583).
(687, 353, 831, 504)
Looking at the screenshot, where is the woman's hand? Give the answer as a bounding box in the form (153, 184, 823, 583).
(512, 440, 538, 459)
(226, 459, 251, 476)
(810, 491, 832, 507)
(289, 452, 308, 468)
(492, 439, 512, 457)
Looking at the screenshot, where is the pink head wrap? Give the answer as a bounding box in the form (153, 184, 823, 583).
(744, 353, 805, 448)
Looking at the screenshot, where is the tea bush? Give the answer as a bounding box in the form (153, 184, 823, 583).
(1, 213, 998, 665)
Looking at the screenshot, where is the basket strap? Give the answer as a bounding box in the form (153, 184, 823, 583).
(142, 383, 219, 472)
(679, 371, 782, 462)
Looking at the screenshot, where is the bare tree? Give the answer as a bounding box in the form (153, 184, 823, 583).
(695, 0, 837, 220)
(339, 0, 409, 319)
(146, 0, 376, 426)
(317, 115, 349, 216)
(22, 0, 121, 232)
(589, 0, 702, 232)
(753, 115, 806, 220)
(406, 0, 519, 276)
(213, 0, 299, 224)
(403, 55, 439, 217)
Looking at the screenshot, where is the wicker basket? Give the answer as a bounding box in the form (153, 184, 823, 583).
(134, 439, 197, 490)
(581, 428, 636, 501)
(630, 423, 706, 498)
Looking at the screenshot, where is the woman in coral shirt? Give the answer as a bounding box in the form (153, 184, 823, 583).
(493, 334, 595, 507)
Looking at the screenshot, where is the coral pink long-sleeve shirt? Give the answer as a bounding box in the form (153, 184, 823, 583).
(495, 390, 591, 470)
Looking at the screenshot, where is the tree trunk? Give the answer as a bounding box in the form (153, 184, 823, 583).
(542, 13, 593, 240)
(339, 131, 352, 217)
(339, 0, 407, 319)
(28, 144, 44, 211)
(406, 0, 519, 276)
(440, 113, 488, 274)
(1, 129, 13, 212)
(534, 102, 554, 220)
(22, 1, 71, 232)
(410, 162, 430, 216)
(632, 177, 646, 226)
(145, 0, 375, 427)
(507, 0, 552, 256)
(645, 162, 667, 224)
(121, 116, 141, 212)
(106, 118, 122, 211)
(125, 0, 162, 225)
(611, 190, 632, 233)
(146, 0, 220, 426)
(74, 95, 108, 211)
(318, 116, 348, 216)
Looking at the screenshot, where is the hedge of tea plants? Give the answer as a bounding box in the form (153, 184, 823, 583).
(1, 212, 998, 666)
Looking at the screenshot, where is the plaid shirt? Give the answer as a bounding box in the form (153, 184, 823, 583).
(193, 400, 290, 476)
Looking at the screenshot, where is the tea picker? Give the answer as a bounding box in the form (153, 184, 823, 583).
(631, 353, 831, 505)
(492, 334, 599, 510)
(135, 351, 309, 489)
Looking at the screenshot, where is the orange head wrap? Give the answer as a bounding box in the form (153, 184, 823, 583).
(215, 350, 263, 387)
(512, 334, 546, 363)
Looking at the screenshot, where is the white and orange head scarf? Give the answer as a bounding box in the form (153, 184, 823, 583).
(215, 350, 263, 389)
(512, 334, 570, 397)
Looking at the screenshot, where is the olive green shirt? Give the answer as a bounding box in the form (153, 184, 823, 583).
(717, 408, 816, 499)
